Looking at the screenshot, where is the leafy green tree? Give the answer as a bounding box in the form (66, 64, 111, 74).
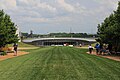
(97, 2, 120, 51)
(0, 10, 18, 48)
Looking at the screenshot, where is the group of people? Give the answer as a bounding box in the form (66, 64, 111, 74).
(88, 43, 112, 55)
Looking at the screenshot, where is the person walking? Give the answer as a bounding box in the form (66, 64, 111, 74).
(13, 43, 18, 56)
(95, 43, 100, 55)
(88, 44, 93, 54)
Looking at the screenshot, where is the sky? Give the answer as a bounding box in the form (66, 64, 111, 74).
(0, 0, 119, 34)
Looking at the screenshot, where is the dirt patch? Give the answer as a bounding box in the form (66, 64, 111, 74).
(0, 47, 38, 61)
(87, 51, 120, 62)
(76, 47, 120, 61)
(0, 51, 29, 61)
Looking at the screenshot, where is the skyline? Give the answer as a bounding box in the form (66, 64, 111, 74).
(0, 0, 119, 34)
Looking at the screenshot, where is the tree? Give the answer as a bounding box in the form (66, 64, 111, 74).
(0, 10, 18, 48)
(97, 1, 120, 51)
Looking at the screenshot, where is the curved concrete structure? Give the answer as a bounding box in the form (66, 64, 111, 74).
(23, 38, 96, 46)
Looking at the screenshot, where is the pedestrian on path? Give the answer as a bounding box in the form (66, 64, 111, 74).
(13, 43, 18, 56)
(88, 44, 93, 54)
(94, 43, 100, 55)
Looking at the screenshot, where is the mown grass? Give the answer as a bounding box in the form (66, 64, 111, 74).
(0, 47, 120, 80)
(82, 43, 96, 48)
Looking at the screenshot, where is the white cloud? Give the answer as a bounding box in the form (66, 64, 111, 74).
(75, 4, 87, 14)
(37, 2, 56, 12)
(50, 16, 72, 23)
(0, 0, 17, 9)
(0, 0, 119, 34)
(26, 17, 49, 23)
(17, 0, 56, 12)
(93, 0, 118, 10)
(18, 0, 28, 4)
(57, 0, 75, 12)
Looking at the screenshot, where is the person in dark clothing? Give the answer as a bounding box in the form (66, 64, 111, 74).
(13, 43, 18, 56)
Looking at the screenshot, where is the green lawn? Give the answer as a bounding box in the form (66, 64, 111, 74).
(0, 47, 120, 80)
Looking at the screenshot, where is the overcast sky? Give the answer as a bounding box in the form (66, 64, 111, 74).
(0, 0, 119, 34)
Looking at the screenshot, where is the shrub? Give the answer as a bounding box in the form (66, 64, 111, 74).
(0, 51, 7, 56)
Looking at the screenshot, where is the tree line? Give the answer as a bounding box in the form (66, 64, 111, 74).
(21, 32, 97, 38)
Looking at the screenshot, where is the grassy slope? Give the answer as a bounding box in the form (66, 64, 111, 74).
(7, 42, 37, 47)
(0, 47, 120, 80)
(82, 43, 96, 48)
